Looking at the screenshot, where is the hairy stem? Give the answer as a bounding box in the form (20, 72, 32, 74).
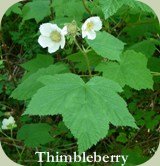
(74, 38, 92, 77)
(50, 0, 54, 20)
(82, 0, 91, 15)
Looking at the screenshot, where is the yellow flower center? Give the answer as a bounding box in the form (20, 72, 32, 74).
(86, 21, 94, 31)
(50, 31, 61, 42)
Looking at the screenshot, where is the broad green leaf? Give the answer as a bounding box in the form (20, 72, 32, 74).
(88, 0, 104, 18)
(123, 17, 160, 40)
(87, 31, 125, 61)
(11, 63, 69, 100)
(25, 73, 137, 153)
(128, 1, 154, 14)
(67, 51, 102, 72)
(21, 54, 53, 80)
(21, 54, 53, 72)
(148, 57, 160, 82)
(99, 0, 126, 19)
(96, 50, 153, 90)
(100, 0, 154, 19)
(6, 3, 22, 16)
(17, 123, 53, 147)
(113, 147, 150, 166)
(53, 0, 86, 24)
(148, 57, 160, 73)
(22, 0, 51, 23)
(120, 147, 150, 166)
(128, 39, 157, 58)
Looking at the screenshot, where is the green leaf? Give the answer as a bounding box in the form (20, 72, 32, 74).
(123, 18, 160, 40)
(21, 54, 53, 80)
(17, 123, 53, 147)
(128, 39, 157, 58)
(86, 31, 125, 61)
(99, 0, 126, 19)
(67, 51, 102, 72)
(116, 133, 128, 143)
(96, 50, 153, 90)
(148, 57, 160, 82)
(148, 57, 160, 72)
(53, 0, 85, 24)
(6, 3, 22, 16)
(127, 1, 154, 14)
(24, 73, 137, 153)
(100, 0, 154, 19)
(22, 0, 51, 23)
(121, 147, 150, 165)
(11, 63, 69, 100)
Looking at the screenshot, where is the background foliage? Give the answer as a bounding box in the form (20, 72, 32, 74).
(0, 0, 160, 165)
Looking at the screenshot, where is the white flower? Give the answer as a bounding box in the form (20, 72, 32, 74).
(82, 16, 102, 40)
(38, 23, 67, 53)
(1, 116, 16, 130)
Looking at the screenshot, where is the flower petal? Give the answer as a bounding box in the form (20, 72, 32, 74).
(38, 35, 53, 48)
(82, 21, 87, 31)
(92, 17, 102, 31)
(1, 125, 7, 130)
(8, 116, 15, 124)
(62, 26, 68, 35)
(60, 36, 66, 49)
(39, 23, 55, 37)
(82, 30, 87, 38)
(48, 43, 60, 53)
(2, 119, 8, 126)
(86, 31, 96, 40)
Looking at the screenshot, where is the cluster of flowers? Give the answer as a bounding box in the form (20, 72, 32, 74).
(38, 16, 102, 53)
(1, 116, 16, 130)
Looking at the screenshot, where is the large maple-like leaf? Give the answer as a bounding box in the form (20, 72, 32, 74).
(99, 0, 154, 19)
(96, 50, 153, 90)
(24, 73, 137, 153)
(22, 0, 51, 23)
(11, 63, 69, 100)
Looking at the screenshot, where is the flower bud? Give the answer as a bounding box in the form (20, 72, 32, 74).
(66, 21, 78, 36)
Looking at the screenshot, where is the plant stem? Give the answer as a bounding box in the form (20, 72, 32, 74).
(74, 38, 92, 77)
(10, 129, 22, 163)
(50, 0, 54, 20)
(151, 71, 160, 76)
(82, 0, 91, 15)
